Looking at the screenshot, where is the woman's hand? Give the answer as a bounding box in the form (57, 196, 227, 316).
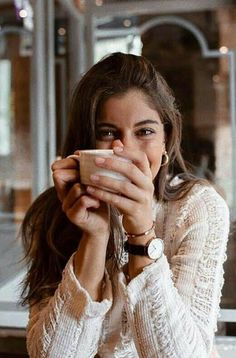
(86, 140, 154, 235)
(51, 156, 110, 241)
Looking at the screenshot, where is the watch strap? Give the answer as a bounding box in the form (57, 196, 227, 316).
(124, 240, 147, 256)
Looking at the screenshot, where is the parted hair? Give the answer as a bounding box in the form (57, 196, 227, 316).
(21, 52, 201, 305)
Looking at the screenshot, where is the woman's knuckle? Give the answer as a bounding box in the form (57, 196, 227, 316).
(122, 181, 130, 192)
(128, 201, 135, 212)
(94, 188, 102, 198)
(129, 165, 136, 177)
(52, 170, 60, 182)
(80, 195, 86, 204)
(51, 160, 57, 169)
(113, 195, 120, 204)
(73, 183, 81, 193)
(80, 195, 88, 206)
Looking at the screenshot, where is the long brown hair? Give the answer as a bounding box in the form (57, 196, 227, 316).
(21, 52, 202, 305)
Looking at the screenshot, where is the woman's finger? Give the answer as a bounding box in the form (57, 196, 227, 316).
(94, 155, 151, 190)
(62, 183, 84, 213)
(86, 185, 139, 215)
(65, 194, 100, 226)
(51, 155, 80, 201)
(52, 169, 80, 201)
(51, 155, 79, 171)
(112, 141, 151, 177)
(89, 174, 146, 202)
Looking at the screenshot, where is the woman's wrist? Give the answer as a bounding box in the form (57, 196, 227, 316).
(124, 223, 158, 280)
(126, 230, 155, 245)
(74, 233, 109, 301)
(123, 216, 154, 238)
(123, 219, 155, 244)
(125, 221, 155, 239)
(80, 230, 110, 245)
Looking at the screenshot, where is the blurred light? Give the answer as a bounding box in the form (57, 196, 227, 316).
(75, 0, 86, 12)
(123, 19, 132, 27)
(219, 46, 228, 54)
(19, 9, 27, 18)
(58, 27, 66, 36)
(212, 74, 220, 83)
(95, 0, 103, 6)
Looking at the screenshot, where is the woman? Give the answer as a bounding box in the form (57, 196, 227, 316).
(21, 52, 229, 357)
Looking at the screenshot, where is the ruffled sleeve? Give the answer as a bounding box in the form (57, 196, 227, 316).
(27, 253, 112, 358)
(117, 185, 229, 358)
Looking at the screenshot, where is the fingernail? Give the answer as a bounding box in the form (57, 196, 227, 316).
(87, 186, 95, 193)
(113, 146, 123, 153)
(90, 174, 99, 182)
(95, 157, 105, 164)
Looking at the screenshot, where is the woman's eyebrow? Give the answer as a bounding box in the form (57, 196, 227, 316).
(97, 120, 159, 128)
(134, 119, 159, 127)
(96, 122, 117, 128)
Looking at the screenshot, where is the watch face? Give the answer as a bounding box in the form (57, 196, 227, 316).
(147, 238, 164, 260)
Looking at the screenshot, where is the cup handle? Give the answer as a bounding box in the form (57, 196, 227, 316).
(67, 154, 80, 162)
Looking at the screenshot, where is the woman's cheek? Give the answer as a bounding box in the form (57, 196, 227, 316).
(96, 140, 111, 150)
(150, 158, 162, 179)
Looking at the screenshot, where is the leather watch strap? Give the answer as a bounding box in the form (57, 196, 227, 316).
(124, 240, 147, 256)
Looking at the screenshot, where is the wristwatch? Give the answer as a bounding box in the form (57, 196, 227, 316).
(124, 237, 164, 260)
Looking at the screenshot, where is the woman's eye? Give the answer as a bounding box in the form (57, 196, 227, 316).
(136, 128, 155, 136)
(96, 129, 117, 140)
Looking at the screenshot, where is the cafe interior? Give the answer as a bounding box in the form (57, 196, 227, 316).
(0, 0, 236, 356)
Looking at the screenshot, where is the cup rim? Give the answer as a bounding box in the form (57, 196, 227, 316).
(79, 149, 114, 155)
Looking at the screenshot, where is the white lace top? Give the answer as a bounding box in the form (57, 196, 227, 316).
(26, 184, 229, 358)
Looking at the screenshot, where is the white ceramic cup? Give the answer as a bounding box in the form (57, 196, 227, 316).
(79, 149, 130, 188)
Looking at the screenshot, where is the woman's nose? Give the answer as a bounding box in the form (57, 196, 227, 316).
(112, 139, 124, 149)
(121, 135, 137, 150)
(112, 134, 138, 150)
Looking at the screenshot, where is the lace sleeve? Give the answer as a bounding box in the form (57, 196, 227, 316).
(118, 185, 229, 358)
(26, 253, 112, 358)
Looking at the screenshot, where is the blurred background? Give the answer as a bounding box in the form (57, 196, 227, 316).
(0, 0, 236, 356)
